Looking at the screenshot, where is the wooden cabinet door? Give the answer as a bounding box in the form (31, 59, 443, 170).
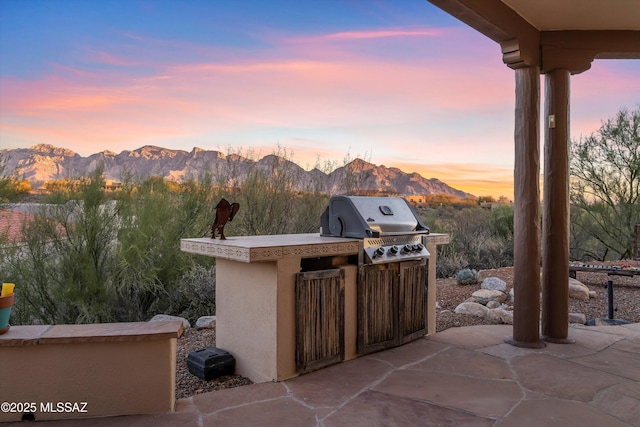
(357, 259, 428, 355)
(398, 259, 428, 344)
(357, 263, 398, 355)
(295, 269, 345, 373)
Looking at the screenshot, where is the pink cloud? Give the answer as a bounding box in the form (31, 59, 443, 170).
(2, 22, 633, 199)
(291, 28, 446, 43)
(0, 41, 515, 169)
(4, 24, 509, 127)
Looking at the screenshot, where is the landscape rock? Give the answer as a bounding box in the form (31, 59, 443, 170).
(195, 316, 217, 329)
(470, 289, 507, 305)
(486, 300, 502, 309)
(509, 279, 593, 302)
(487, 307, 514, 325)
(150, 314, 191, 329)
(481, 277, 507, 292)
(454, 301, 489, 317)
(569, 313, 587, 324)
(456, 301, 513, 325)
(568, 278, 590, 301)
(485, 308, 503, 323)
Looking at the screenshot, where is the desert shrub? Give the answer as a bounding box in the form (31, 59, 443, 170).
(0, 154, 31, 203)
(2, 168, 120, 324)
(227, 148, 328, 236)
(419, 205, 514, 277)
(3, 170, 219, 325)
(113, 175, 218, 321)
(1, 217, 64, 325)
(170, 263, 216, 324)
(2, 157, 328, 326)
(455, 268, 479, 285)
(435, 243, 469, 278)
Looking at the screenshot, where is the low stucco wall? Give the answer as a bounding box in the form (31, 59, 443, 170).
(0, 321, 182, 422)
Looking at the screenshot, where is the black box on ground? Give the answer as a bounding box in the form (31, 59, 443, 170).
(187, 347, 235, 381)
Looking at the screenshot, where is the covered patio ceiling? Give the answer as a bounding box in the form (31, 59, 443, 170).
(429, 0, 640, 73)
(427, 0, 639, 348)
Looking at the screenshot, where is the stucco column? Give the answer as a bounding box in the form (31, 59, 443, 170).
(505, 66, 545, 348)
(541, 69, 575, 343)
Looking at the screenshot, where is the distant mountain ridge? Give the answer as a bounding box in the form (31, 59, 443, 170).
(1, 144, 474, 198)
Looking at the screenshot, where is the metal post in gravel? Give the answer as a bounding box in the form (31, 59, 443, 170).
(608, 279, 614, 320)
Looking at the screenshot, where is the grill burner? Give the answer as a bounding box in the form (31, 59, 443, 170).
(363, 234, 428, 264)
(321, 196, 430, 264)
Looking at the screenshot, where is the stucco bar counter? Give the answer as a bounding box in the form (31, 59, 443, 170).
(181, 233, 449, 383)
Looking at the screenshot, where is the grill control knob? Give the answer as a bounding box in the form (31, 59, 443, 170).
(416, 243, 424, 251)
(374, 247, 385, 258)
(388, 245, 399, 255)
(401, 244, 412, 254)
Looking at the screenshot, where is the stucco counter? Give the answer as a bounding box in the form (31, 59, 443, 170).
(180, 233, 449, 383)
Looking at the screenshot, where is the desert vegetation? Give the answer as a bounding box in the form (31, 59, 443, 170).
(569, 106, 640, 261)
(0, 153, 332, 325)
(416, 202, 515, 278)
(1, 107, 637, 326)
(0, 159, 525, 326)
(0, 157, 30, 203)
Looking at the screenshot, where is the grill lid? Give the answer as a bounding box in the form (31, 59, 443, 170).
(320, 196, 429, 238)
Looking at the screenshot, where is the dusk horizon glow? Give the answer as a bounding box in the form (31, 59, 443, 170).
(1, 1, 639, 198)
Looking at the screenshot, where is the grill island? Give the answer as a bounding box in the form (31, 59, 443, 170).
(181, 196, 449, 383)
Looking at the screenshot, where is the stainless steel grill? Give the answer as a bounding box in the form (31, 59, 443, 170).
(320, 196, 430, 265)
(320, 196, 431, 355)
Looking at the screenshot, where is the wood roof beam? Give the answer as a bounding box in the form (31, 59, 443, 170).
(428, 0, 640, 74)
(540, 30, 640, 74)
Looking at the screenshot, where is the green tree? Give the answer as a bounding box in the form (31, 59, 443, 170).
(570, 106, 640, 260)
(2, 166, 120, 324)
(1, 214, 61, 324)
(114, 175, 216, 321)
(49, 168, 120, 323)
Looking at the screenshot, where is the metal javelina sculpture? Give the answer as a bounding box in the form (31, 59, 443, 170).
(211, 198, 240, 240)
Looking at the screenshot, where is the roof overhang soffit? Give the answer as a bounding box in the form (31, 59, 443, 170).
(428, 0, 640, 74)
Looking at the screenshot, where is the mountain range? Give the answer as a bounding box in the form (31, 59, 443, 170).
(0, 144, 474, 198)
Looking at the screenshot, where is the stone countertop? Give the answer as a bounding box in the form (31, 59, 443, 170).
(180, 234, 361, 263)
(180, 233, 450, 263)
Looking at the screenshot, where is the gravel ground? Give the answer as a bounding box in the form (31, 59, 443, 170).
(176, 260, 640, 399)
(436, 260, 640, 332)
(175, 325, 253, 400)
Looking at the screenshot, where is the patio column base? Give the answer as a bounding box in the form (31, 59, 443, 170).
(542, 335, 575, 344)
(505, 335, 547, 349)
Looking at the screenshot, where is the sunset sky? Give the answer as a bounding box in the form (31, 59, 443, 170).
(1, 1, 639, 198)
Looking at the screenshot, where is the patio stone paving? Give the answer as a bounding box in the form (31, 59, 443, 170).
(5, 323, 638, 426)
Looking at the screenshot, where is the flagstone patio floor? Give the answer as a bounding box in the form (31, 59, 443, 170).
(7, 323, 640, 426)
